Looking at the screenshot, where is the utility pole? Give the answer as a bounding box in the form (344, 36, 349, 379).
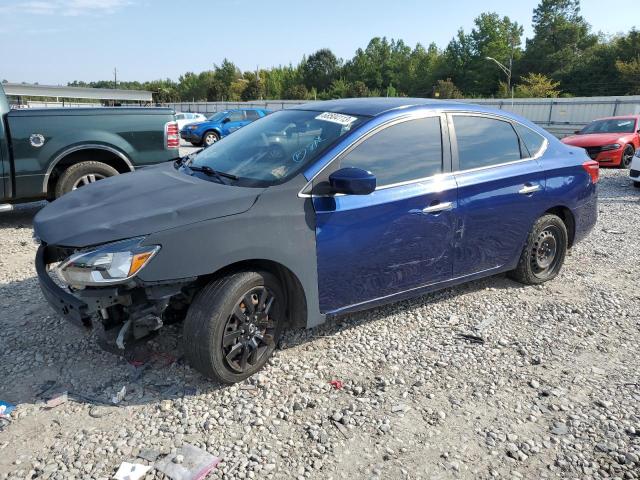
(485, 56, 513, 102)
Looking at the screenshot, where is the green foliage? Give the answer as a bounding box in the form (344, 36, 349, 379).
(514, 73, 561, 97)
(68, 1, 640, 101)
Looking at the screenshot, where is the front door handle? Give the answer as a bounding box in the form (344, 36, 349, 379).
(519, 184, 541, 195)
(422, 201, 453, 214)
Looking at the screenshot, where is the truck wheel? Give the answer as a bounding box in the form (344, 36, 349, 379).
(203, 131, 219, 147)
(55, 161, 119, 198)
(508, 214, 568, 285)
(183, 271, 284, 384)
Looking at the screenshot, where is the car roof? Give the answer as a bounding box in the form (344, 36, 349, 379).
(291, 97, 464, 117)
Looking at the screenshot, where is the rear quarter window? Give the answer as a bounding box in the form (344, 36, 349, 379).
(514, 123, 547, 157)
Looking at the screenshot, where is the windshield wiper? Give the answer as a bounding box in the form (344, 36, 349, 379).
(188, 165, 238, 183)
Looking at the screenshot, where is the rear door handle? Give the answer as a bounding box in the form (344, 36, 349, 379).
(519, 184, 541, 195)
(422, 201, 453, 214)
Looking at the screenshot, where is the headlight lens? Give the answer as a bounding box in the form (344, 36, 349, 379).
(188, 125, 199, 130)
(601, 143, 621, 151)
(58, 237, 159, 287)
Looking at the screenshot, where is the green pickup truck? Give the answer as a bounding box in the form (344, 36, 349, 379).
(0, 84, 179, 210)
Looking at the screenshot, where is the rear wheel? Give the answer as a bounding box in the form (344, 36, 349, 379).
(54, 161, 119, 198)
(203, 131, 220, 147)
(620, 144, 634, 169)
(508, 214, 568, 285)
(183, 271, 284, 383)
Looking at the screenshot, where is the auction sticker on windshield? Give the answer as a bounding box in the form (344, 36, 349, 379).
(315, 112, 358, 126)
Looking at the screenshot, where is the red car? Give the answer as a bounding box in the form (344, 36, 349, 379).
(561, 115, 640, 168)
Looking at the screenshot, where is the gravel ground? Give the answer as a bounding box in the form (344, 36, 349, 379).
(0, 169, 638, 480)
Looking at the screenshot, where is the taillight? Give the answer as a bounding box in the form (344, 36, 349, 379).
(165, 121, 179, 149)
(582, 160, 599, 184)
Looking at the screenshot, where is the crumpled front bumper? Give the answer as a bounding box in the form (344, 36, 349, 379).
(35, 245, 124, 328)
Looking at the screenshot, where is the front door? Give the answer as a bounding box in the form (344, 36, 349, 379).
(449, 114, 548, 277)
(221, 111, 246, 136)
(313, 114, 457, 313)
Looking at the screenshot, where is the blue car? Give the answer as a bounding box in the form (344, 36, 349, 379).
(34, 98, 598, 383)
(180, 108, 270, 146)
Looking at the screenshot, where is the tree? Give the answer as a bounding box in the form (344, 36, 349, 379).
(283, 84, 308, 100)
(514, 72, 561, 97)
(433, 79, 463, 99)
(301, 49, 341, 93)
(241, 72, 265, 101)
(616, 57, 640, 94)
(520, 0, 597, 79)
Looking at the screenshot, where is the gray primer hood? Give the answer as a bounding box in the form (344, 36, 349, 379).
(34, 162, 263, 247)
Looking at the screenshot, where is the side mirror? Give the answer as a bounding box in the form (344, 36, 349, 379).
(222, 117, 231, 124)
(329, 167, 376, 195)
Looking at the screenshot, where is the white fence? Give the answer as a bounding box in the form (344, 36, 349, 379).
(163, 96, 640, 138)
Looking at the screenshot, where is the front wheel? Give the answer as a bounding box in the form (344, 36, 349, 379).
(203, 131, 220, 147)
(183, 271, 284, 383)
(508, 214, 568, 285)
(620, 145, 634, 169)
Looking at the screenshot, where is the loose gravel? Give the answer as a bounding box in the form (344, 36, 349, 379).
(0, 169, 638, 480)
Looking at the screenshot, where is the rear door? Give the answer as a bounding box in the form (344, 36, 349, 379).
(312, 113, 457, 313)
(449, 113, 548, 277)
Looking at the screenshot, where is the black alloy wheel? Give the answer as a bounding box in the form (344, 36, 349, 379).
(621, 145, 634, 169)
(222, 286, 277, 374)
(183, 271, 284, 383)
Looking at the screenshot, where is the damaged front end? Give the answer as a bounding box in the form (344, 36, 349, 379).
(36, 239, 196, 349)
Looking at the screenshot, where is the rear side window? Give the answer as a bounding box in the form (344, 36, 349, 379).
(454, 116, 522, 170)
(339, 117, 443, 187)
(514, 123, 546, 157)
(245, 110, 261, 121)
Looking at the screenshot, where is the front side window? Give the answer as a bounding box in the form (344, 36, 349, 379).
(514, 123, 546, 157)
(339, 117, 443, 187)
(184, 109, 366, 187)
(227, 111, 245, 122)
(454, 116, 522, 170)
(208, 111, 227, 122)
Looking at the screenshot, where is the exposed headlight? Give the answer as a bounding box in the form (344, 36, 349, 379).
(601, 143, 621, 151)
(58, 237, 159, 287)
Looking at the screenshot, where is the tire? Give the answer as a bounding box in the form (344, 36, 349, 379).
(620, 144, 634, 169)
(634, 182, 640, 189)
(508, 214, 568, 285)
(183, 271, 284, 384)
(54, 161, 119, 198)
(202, 131, 219, 147)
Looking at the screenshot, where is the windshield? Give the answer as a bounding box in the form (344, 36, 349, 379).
(208, 111, 227, 122)
(580, 118, 637, 134)
(182, 109, 366, 187)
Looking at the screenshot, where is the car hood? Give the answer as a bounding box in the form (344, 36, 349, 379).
(34, 162, 264, 248)
(561, 132, 633, 147)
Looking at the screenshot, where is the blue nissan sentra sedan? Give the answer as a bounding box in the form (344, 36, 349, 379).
(34, 98, 598, 383)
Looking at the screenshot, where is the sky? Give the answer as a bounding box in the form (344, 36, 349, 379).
(0, 0, 638, 85)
